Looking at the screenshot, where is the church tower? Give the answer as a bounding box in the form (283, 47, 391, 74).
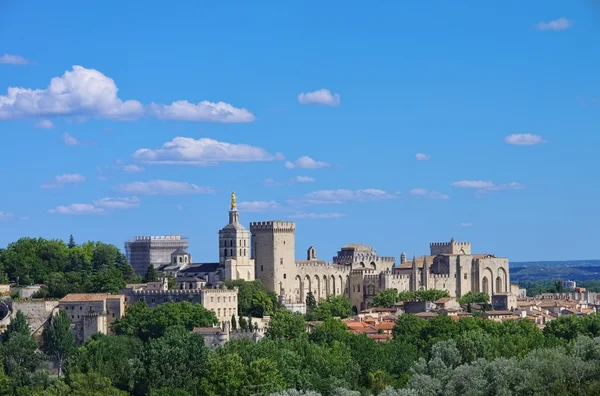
(410, 256, 419, 292)
(218, 192, 254, 281)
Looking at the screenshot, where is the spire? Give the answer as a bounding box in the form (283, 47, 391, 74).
(231, 191, 237, 210)
(412, 255, 417, 269)
(450, 237, 456, 244)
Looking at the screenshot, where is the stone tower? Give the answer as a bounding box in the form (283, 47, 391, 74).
(400, 252, 407, 264)
(219, 192, 254, 281)
(250, 221, 296, 297)
(421, 256, 430, 290)
(410, 256, 419, 292)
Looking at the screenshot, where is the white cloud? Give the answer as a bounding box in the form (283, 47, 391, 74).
(61, 133, 79, 146)
(535, 17, 573, 32)
(115, 180, 214, 195)
(285, 156, 329, 169)
(0, 54, 30, 65)
(504, 133, 546, 146)
(451, 180, 525, 194)
(457, 222, 473, 227)
(48, 203, 104, 215)
(293, 176, 315, 183)
(0, 66, 144, 121)
(296, 189, 398, 204)
(297, 89, 340, 106)
(93, 197, 140, 209)
(237, 201, 280, 212)
(0, 211, 15, 220)
(148, 100, 255, 123)
(176, 205, 185, 212)
(122, 164, 145, 173)
(415, 153, 431, 161)
(132, 137, 284, 165)
(34, 119, 54, 129)
(41, 173, 86, 189)
(288, 212, 345, 219)
(451, 180, 495, 189)
(409, 188, 449, 200)
(265, 175, 316, 186)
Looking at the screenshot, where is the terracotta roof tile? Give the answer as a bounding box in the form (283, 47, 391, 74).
(60, 293, 124, 302)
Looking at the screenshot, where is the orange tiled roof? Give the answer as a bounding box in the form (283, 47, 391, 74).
(375, 322, 395, 331)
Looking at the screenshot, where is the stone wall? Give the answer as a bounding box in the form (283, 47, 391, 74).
(11, 300, 59, 335)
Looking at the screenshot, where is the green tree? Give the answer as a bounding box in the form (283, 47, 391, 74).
(309, 296, 353, 321)
(306, 291, 317, 311)
(67, 235, 76, 249)
(309, 318, 350, 345)
(247, 357, 287, 394)
(458, 292, 489, 305)
(397, 291, 417, 302)
(239, 316, 248, 331)
(373, 289, 398, 308)
(67, 334, 142, 393)
(144, 265, 159, 283)
(224, 279, 280, 316)
(6, 311, 30, 339)
(2, 332, 40, 388)
(266, 310, 307, 340)
(200, 352, 247, 396)
(42, 310, 76, 376)
(251, 290, 275, 317)
(231, 315, 238, 330)
(112, 301, 218, 341)
(415, 289, 449, 302)
(135, 326, 208, 394)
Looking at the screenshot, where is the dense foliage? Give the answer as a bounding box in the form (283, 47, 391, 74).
(372, 289, 451, 308)
(0, 236, 139, 297)
(3, 299, 600, 394)
(519, 279, 600, 296)
(224, 279, 281, 317)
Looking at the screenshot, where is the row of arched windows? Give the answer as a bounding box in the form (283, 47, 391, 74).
(223, 248, 247, 257)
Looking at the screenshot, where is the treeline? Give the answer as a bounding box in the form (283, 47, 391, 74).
(4, 296, 600, 395)
(0, 236, 139, 297)
(519, 279, 600, 296)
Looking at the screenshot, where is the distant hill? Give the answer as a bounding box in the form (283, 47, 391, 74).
(510, 260, 600, 268)
(509, 260, 600, 282)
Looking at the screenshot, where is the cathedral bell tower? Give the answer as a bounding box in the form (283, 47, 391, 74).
(218, 192, 254, 281)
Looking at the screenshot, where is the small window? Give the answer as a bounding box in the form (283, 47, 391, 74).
(218, 297, 221, 303)
(243, 249, 246, 256)
(463, 273, 467, 280)
(211, 297, 214, 302)
(284, 274, 287, 279)
(151, 298, 155, 303)
(261, 265, 264, 272)
(280, 258, 284, 265)
(230, 249, 233, 256)
(239, 249, 242, 256)
(79, 306, 82, 310)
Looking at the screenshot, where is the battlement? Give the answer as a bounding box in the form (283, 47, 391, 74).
(250, 221, 296, 233)
(203, 287, 238, 294)
(131, 289, 203, 295)
(350, 269, 377, 275)
(384, 274, 410, 280)
(430, 241, 470, 247)
(295, 260, 330, 268)
(430, 274, 450, 279)
(379, 256, 395, 263)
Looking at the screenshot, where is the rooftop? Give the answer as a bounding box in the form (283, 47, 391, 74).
(60, 293, 124, 302)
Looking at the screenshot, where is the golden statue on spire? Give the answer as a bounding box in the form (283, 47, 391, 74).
(231, 191, 237, 210)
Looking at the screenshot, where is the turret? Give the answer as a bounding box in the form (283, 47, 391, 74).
(421, 256, 430, 290)
(400, 252, 407, 264)
(410, 256, 419, 292)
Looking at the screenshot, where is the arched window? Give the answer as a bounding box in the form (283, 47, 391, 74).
(239, 248, 242, 256)
(284, 274, 287, 279)
(243, 249, 246, 256)
(230, 249, 233, 256)
(229, 240, 233, 247)
(179, 256, 182, 263)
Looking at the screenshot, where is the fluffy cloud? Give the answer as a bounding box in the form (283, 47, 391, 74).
(94, 197, 140, 209)
(409, 188, 449, 200)
(415, 153, 431, 161)
(296, 189, 398, 204)
(49, 196, 140, 214)
(49, 203, 104, 215)
(0, 54, 30, 65)
(148, 100, 255, 123)
(451, 180, 525, 194)
(297, 89, 340, 106)
(34, 119, 54, 129)
(61, 133, 79, 146)
(535, 17, 573, 32)
(237, 200, 280, 212)
(504, 133, 546, 146)
(132, 137, 283, 165)
(0, 66, 143, 121)
(285, 156, 329, 169)
(122, 164, 145, 173)
(115, 180, 214, 195)
(41, 173, 86, 189)
(288, 212, 345, 219)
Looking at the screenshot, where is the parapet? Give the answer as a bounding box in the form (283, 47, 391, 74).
(249, 221, 296, 233)
(430, 241, 470, 247)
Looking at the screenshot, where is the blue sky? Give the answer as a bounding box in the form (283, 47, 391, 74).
(0, 1, 598, 262)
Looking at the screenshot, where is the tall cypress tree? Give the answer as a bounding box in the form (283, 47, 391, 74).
(42, 310, 76, 377)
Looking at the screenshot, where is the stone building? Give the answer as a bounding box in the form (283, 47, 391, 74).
(10, 300, 60, 338)
(58, 294, 125, 343)
(125, 235, 189, 277)
(155, 192, 255, 285)
(120, 283, 238, 324)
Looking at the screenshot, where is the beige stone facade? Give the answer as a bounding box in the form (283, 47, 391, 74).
(249, 217, 512, 313)
(58, 294, 125, 343)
